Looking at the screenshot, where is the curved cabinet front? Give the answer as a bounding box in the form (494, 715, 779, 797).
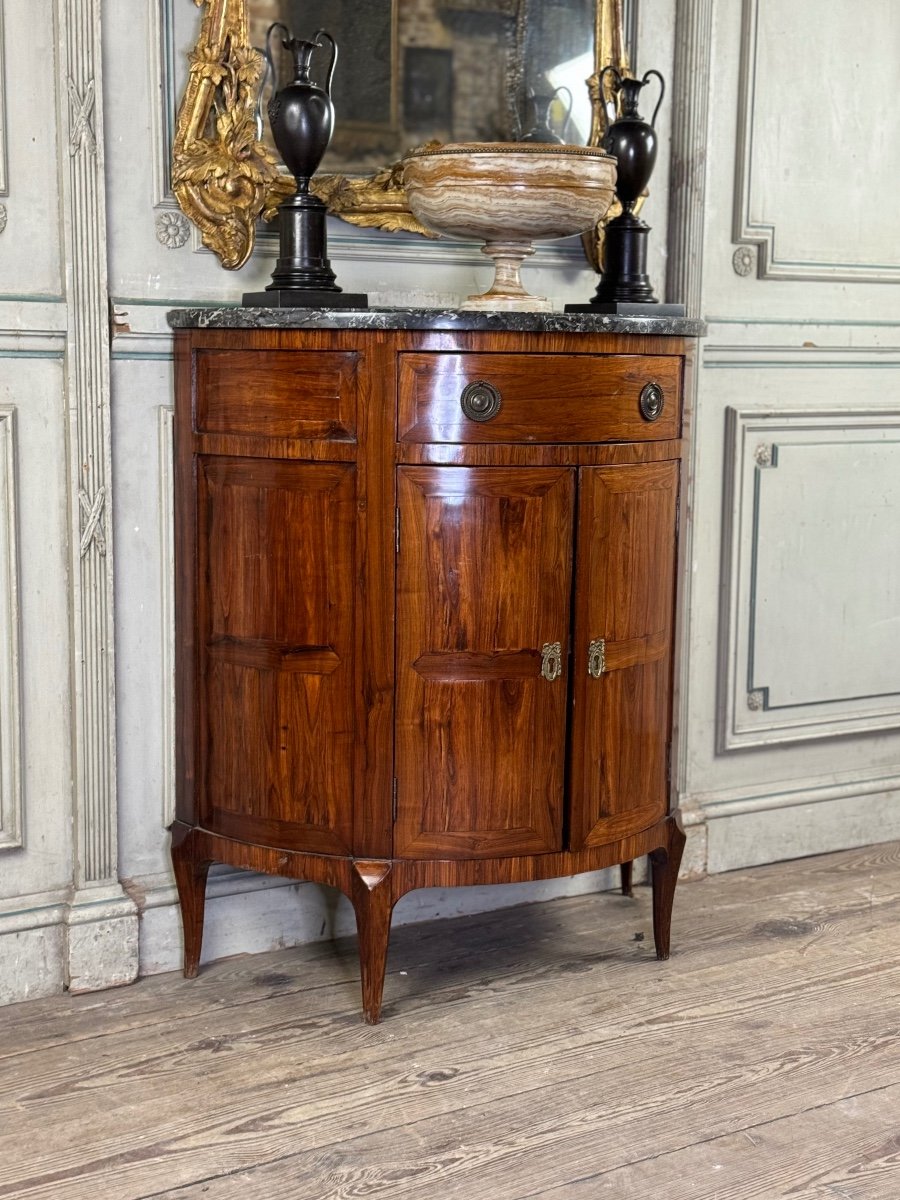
(171, 324, 692, 1023)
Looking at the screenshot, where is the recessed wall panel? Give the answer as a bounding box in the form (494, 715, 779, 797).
(752, 441, 900, 708)
(721, 407, 900, 749)
(735, 0, 900, 281)
(0, 0, 62, 297)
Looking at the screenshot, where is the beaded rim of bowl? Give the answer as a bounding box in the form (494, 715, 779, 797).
(405, 141, 615, 161)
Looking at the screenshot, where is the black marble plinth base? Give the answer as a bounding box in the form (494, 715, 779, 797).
(587, 213, 660, 306)
(242, 289, 369, 309)
(565, 301, 686, 317)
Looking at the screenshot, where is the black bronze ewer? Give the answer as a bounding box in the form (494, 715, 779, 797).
(567, 66, 683, 316)
(243, 23, 367, 308)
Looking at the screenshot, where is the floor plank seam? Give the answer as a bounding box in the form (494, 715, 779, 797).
(3, 903, 896, 1069)
(3, 845, 900, 1199)
(91, 1015, 900, 1200)
(135, 1147, 319, 1200)
(528, 1077, 900, 1196)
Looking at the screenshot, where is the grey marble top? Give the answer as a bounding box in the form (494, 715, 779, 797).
(166, 305, 705, 338)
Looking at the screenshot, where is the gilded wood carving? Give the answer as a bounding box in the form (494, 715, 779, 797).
(172, 0, 291, 268)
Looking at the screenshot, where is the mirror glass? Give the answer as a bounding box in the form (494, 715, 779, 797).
(248, 0, 599, 176)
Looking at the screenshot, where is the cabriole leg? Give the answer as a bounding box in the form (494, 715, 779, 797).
(170, 825, 212, 979)
(649, 814, 687, 961)
(350, 861, 395, 1024)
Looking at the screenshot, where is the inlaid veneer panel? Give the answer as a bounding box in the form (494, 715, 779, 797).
(398, 352, 681, 444)
(195, 350, 358, 442)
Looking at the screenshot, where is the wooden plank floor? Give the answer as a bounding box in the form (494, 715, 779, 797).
(1, 842, 899, 1199)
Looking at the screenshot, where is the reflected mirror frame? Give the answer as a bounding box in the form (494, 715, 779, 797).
(171, 0, 634, 270)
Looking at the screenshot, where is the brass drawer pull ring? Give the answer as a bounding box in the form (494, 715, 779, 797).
(639, 381, 664, 422)
(460, 380, 502, 422)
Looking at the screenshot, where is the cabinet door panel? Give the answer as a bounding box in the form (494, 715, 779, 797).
(396, 466, 574, 858)
(197, 457, 355, 854)
(569, 461, 679, 849)
(195, 349, 358, 442)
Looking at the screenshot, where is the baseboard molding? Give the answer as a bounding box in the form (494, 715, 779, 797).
(690, 776, 900, 874)
(0, 886, 139, 1004)
(0, 922, 65, 1004)
(65, 886, 139, 994)
(689, 770, 900, 820)
(0, 890, 69, 1004)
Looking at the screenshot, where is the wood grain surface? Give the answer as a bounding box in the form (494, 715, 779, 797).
(1, 842, 898, 1199)
(173, 325, 688, 1020)
(395, 466, 574, 859)
(198, 458, 356, 856)
(195, 349, 359, 443)
(569, 462, 679, 850)
(398, 352, 681, 444)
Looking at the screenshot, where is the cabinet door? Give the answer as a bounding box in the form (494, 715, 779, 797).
(569, 462, 680, 850)
(395, 467, 574, 859)
(197, 457, 355, 855)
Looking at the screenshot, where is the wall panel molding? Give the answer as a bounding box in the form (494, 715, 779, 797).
(150, 0, 178, 207)
(56, 0, 138, 987)
(733, 0, 900, 283)
(667, 0, 714, 809)
(0, 407, 22, 851)
(666, 0, 713, 315)
(686, 768, 900, 820)
(0, 3, 8, 196)
(158, 406, 175, 829)
(705, 344, 900, 369)
(720, 406, 900, 750)
(58, 0, 118, 889)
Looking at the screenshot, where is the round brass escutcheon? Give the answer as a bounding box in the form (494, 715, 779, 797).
(460, 379, 502, 422)
(639, 381, 665, 422)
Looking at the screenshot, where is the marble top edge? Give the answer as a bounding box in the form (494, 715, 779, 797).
(166, 306, 706, 337)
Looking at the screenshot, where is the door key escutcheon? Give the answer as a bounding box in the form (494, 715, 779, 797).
(588, 638, 606, 678)
(541, 641, 562, 682)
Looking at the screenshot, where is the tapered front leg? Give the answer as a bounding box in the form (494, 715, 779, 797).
(649, 813, 686, 961)
(170, 824, 213, 979)
(620, 860, 634, 898)
(350, 861, 395, 1024)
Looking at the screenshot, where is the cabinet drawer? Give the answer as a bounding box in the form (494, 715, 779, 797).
(195, 349, 358, 442)
(398, 352, 681, 444)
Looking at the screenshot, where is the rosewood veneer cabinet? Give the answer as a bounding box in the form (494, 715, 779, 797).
(167, 308, 703, 1023)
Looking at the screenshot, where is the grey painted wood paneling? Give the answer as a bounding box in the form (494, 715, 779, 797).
(734, 0, 900, 282)
(720, 407, 900, 748)
(0, 407, 21, 850)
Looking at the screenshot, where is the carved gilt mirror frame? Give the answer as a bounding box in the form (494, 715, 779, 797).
(172, 0, 632, 270)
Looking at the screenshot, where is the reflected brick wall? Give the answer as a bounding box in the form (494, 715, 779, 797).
(248, 0, 518, 171)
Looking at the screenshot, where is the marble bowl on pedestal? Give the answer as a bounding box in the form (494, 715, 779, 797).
(401, 142, 617, 312)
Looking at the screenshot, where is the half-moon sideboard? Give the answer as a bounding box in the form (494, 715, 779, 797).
(167, 307, 702, 1023)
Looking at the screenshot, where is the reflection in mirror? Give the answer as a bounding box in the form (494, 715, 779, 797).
(248, 0, 597, 176)
(171, 0, 636, 267)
